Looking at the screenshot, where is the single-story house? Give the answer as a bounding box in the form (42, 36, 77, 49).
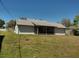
(14, 19, 66, 35)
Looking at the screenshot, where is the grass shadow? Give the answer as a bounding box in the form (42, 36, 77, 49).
(0, 35, 5, 52)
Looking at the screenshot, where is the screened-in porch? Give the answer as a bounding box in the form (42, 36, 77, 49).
(34, 26, 55, 35)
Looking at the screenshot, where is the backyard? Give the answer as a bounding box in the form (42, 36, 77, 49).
(0, 31, 79, 58)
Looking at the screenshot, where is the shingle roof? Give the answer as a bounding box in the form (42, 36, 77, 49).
(16, 19, 65, 28)
(16, 20, 34, 26)
(31, 20, 65, 28)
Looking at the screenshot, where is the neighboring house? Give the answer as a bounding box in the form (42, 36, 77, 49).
(0, 28, 6, 32)
(14, 19, 66, 35)
(0, 25, 7, 32)
(66, 26, 79, 35)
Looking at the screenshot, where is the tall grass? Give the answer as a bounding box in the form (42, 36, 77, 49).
(0, 31, 79, 58)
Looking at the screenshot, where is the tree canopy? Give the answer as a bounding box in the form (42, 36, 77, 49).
(74, 16, 79, 27)
(0, 19, 5, 28)
(61, 18, 71, 27)
(7, 20, 16, 29)
(19, 17, 27, 20)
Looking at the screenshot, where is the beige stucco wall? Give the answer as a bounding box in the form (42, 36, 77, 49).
(14, 25, 35, 34)
(54, 28, 65, 35)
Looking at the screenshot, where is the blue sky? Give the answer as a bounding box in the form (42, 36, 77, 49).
(0, 0, 79, 22)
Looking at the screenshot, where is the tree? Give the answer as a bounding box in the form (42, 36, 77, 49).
(19, 17, 27, 20)
(7, 20, 16, 29)
(74, 15, 79, 27)
(0, 19, 5, 28)
(61, 18, 71, 27)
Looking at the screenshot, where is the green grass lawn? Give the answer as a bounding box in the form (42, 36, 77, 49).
(0, 31, 79, 58)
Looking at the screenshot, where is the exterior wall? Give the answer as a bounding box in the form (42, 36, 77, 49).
(14, 25, 35, 34)
(14, 25, 19, 34)
(54, 28, 65, 35)
(14, 25, 66, 35)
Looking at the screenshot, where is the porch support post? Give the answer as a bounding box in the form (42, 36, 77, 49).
(37, 27, 39, 35)
(46, 26, 47, 35)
